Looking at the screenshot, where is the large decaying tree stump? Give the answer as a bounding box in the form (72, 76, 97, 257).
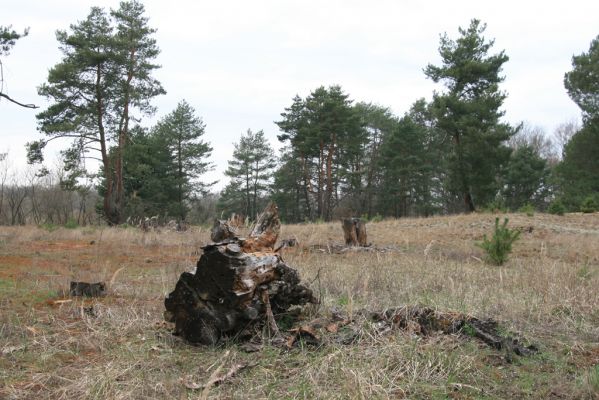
(165, 203, 317, 345)
(342, 218, 368, 247)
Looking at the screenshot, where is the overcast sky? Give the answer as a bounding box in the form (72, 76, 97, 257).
(3, 0, 598, 189)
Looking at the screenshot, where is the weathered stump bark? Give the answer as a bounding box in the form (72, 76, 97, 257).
(165, 202, 316, 344)
(342, 218, 368, 247)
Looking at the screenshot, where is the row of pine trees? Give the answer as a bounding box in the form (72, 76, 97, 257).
(220, 21, 598, 223)
(12, 2, 598, 225)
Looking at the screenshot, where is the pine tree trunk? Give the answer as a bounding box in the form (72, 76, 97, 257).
(464, 192, 476, 213)
(96, 63, 119, 226)
(325, 136, 335, 221)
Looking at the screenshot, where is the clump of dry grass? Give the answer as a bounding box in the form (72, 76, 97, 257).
(1, 213, 598, 399)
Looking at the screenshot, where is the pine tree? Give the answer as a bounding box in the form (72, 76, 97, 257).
(276, 85, 363, 221)
(564, 34, 599, 120)
(29, 1, 165, 224)
(378, 115, 429, 217)
(276, 95, 316, 220)
(558, 34, 599, 209)
(349, 103, 392, 217)
(220, 129, 276, 220)
(502, 145, 550, 210)
(122, 126, 178, 218)
(556, 122, 599, 209)
(424, 19, 514, 212)
(271, 147, 305, 222)
(153, 100, 213, 220)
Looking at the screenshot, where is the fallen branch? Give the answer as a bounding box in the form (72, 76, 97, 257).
(283, 306, 538, 359)
(201, 362, 250, 399)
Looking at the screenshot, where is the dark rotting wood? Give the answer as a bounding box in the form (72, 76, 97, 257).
(370, 306, 538, 356)
(69, 281, 107, 297)
(288, 306, 538, 358)
(165, 202, 316, 345)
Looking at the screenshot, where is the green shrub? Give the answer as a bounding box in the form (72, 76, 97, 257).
(580, 195, 598, 213)
(40, 223, 59, 232)
(461, 322, 477, 337)
(518, 203, 535, 217)
(547, 199, 566, 216)
(370, 214, 383, 223)
(476, 217, 521, 265)
(482, 198, 507, 213)
(64, 218, 79, 229)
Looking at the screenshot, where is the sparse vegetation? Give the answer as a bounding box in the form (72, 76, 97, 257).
(2, 7, 598, 397)
(476, 217, 521, 265)
(0, 213, 598, 399)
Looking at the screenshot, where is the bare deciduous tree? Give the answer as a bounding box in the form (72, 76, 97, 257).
(553, 119, 580, 159)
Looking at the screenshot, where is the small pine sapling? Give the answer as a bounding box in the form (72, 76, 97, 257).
(547, 199, 566, 216)
(518, 203, 535, 217)
(476, 217, 520, 265)
(580, 196, 598, 213)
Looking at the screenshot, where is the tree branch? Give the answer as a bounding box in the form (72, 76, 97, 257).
(0, 92, 38, 108)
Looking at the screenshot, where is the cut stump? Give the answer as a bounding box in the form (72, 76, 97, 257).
(342, 218, 368, 247)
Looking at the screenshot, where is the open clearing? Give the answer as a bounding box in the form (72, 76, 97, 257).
(1, 212, 598, 399)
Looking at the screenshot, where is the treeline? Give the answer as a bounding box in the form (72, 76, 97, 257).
(0, 154, 99, 226)
(220, 21, 598, 222)
(3, 3, 598, 225)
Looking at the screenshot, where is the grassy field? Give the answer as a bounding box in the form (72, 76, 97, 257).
(0, 212, 598, 399)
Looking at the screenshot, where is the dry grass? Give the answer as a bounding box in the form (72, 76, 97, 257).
(1, 212, 598, 399)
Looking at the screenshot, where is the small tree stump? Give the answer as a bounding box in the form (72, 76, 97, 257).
(165, 202, 316, 344)
(70, 281, 107, 297)
(342, 218, 368, 247)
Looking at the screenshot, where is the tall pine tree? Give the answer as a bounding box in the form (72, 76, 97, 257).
(424, 19, 514, 212)
(564, 34, 599, 121)
(558, 34, 599, 209)
(276, 85, 363, 221)
(29, 1, 165, 224)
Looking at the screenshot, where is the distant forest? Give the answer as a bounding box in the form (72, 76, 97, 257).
(1, 2, 598, 226)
